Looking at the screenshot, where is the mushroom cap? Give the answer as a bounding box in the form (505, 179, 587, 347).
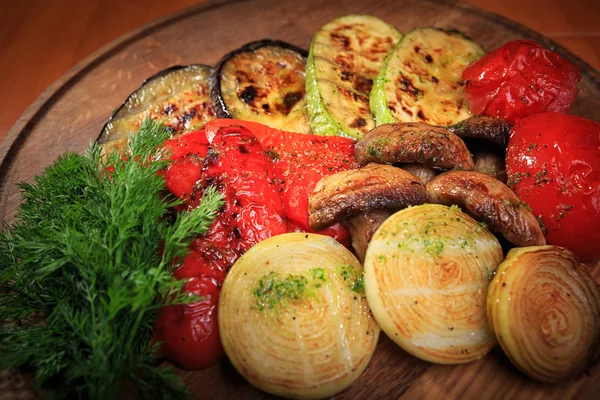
(354, 122, 474, 170)
(446, 115, 511, 148)
(426, 170, 546, 247)
(308, 163, 426, 231)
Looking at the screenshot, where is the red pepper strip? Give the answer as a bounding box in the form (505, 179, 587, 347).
(205, 119, 358, 239)
(192, 125, 288, 253)
(154, 126, 290, 370)
(161, 130, 210, 205)
(152, 276, 224, 370)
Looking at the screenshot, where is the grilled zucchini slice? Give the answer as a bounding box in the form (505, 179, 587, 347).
(98, 64, 215, 155)
(210, 40, 311, 134)
(370, 28, 484, 127)
(306, 15, 402, 139)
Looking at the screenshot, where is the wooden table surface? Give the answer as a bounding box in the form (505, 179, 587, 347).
(0, 0, 598, 142)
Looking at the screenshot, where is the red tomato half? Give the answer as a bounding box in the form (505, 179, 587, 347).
(463, 40, 581, 124)
(506, 112, 600, 262)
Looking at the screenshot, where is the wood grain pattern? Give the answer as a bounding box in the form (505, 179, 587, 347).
(0, 0, 598, 398)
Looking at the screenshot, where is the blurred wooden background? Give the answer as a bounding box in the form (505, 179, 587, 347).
(0, 0, 598, 141)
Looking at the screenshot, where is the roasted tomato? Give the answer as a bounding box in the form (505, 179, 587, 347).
(152, 276, 224, 370)
(462, 40, 581, 124)
(506, 112, 600, 262)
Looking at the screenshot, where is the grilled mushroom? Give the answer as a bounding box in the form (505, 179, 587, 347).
(446, 115, 511, 148)
(345, 209, 392, 263)
(446, 115, 511, 182)
(426, 170, 546, 247)
(354, 122, 474, 171)
(397, 163, 438, 185)
(309, 163, 426, 229)
(472, 151, 506, 182)
(309, 163, 426, 261)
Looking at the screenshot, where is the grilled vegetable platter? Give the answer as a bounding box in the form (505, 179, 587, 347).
(1, 6, 600, 400)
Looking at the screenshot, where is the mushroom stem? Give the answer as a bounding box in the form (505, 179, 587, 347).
(346, 209, 392, 263)
(399, 163, 438, 185)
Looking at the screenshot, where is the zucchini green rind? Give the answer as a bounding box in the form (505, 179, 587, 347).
(370, 27, 484, 127)
(210, 39, 312, 134)
(98, 64, 215, 155)
(306, 15, 402, 139)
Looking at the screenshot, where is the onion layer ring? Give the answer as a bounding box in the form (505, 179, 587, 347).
(219, 233, 379, 399)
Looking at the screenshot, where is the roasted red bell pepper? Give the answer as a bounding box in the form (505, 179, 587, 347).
(462, 40, 581, 124)
(205, 119, 359, 232)
(161, 130, 210, 204)
(152, 276, 224, 370)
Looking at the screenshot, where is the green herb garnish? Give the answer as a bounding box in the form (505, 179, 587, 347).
(0, 120, 223, 399)
(337, 264, 365, 295)
(252, 268, 327, 313)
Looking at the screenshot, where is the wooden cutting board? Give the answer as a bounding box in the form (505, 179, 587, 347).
(0, 0, 599, 398)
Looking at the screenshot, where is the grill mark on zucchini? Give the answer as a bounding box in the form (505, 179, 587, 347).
(210, 39, 312, 134)
(98, 64, 215, 155)
(370, 28, 484, 127)
(307, 15, 402, 139)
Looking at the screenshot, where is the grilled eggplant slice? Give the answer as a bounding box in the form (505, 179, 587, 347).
(306, 15, 402, 139)
(98, 64, 215, 155)
(210, 40, 311, 134)
(370, 28, 484, 127)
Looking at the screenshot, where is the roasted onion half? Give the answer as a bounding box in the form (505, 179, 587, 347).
(219, 233, 379, 399)
(364, 204, 503, 364)
(487, 246, 600, 383)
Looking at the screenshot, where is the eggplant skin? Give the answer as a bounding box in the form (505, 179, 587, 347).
(210, 39, 312, 133)
(98, 64, 215, 154)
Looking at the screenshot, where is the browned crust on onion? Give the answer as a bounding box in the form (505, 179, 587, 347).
(488, 246, 600, 382)
(354, 122, 474, 170)
(308, 163, 426, 230)
(426, 170, 546, 247)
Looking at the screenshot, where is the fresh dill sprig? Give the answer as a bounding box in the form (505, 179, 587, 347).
(0, 120, 224, 399)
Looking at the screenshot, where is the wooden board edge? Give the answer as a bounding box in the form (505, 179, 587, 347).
(2, 0, 599, 182)
(441, 0, 600, 84)
(0, 0, 245, 221)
